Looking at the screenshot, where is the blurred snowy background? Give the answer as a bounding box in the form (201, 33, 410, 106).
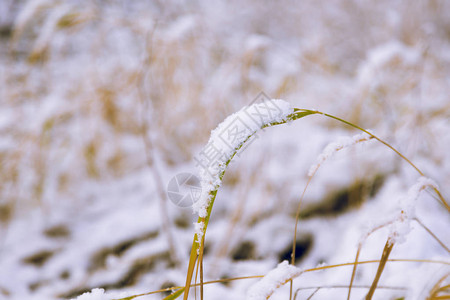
(0, 0, 449, 299)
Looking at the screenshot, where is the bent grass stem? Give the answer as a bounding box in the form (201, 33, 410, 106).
(181, 107, 448, 300)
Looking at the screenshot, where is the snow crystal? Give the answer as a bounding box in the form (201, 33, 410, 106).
(193, 99, 293, 218)
(308, 132, 373, 177)
(399, 176, 438, 218)
(247, 261, 303, 300)
(194, 221, 205, 251)
(388, 211, 411, 245)
(74, 288, 108, 300)
(359, 176, 439, 246)
(388, 176, 439, 244)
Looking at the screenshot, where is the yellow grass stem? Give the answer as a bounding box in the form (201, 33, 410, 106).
(365, 240, 395, 299)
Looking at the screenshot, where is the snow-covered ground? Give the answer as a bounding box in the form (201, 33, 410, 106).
(0, 1, 449, 299)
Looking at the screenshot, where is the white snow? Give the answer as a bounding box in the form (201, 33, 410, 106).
(31, 3, 72, 56)
(165, 15, 198, 42)
(247, 261, 303, 300)
(74, 288, 108, 300)
(398, 176, 439, 218)
(12, 0, 51, 39)
(308, 132, 373, 177)
(193, 99, 293, 219)
(2, 2, 449, 299)
(194, 220, 205, 248)
(358, 41, 421, 86)
(358, 176, 440, 246)
(388, 176, 439, 244)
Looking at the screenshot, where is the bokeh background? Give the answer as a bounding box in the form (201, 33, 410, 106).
(0, 0, 449, 299)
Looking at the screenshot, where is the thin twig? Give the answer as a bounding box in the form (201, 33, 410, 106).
(348, 245, 362, 300)
(306, 287, 320, 300)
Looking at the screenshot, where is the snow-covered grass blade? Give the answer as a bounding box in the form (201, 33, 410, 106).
(111, 99, 448, 300)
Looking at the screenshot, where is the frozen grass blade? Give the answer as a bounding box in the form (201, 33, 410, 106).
(345, 209, 449, 299)
(291, 131, 373, 300)
(184, 103, 315, 300)
(113, 258, 449, 300)
(346, 221, 395, 300)
(182, 103, 448, 300)
(365, 239, 394, 299)
(290, 109, 448, 299)
(310, 110, 450, 212)
(184, 192, 218, 299)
